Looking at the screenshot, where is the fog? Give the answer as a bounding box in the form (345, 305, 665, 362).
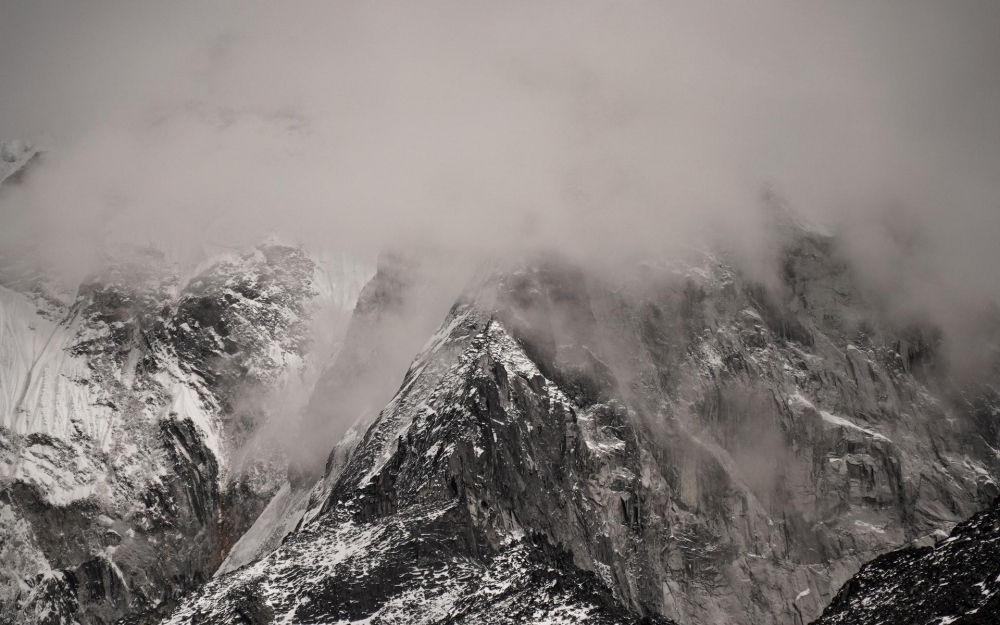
(1, 2, 999, 463)
(1, 1, 996, 281)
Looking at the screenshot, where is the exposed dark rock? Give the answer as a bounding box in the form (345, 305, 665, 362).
(815, 497, 1000, 624)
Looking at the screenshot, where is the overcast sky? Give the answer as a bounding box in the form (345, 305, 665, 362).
(0, 1, 998, 308)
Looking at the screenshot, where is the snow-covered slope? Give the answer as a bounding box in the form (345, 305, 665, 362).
(0, 240, 371, 624)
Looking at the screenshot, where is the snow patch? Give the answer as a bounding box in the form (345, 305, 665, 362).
(820, 411, 892, 443)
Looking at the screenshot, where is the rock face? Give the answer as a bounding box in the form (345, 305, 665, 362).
(0, 240, 370, 624)
(165, 230, 1000, 624)
(166, 281, 676, 625)
(216, 250, 465, 577)
(814, 497, 1000, 624)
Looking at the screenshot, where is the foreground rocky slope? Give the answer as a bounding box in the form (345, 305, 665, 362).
(815, 496, 1000, 624)
(167, 228, 1000, 624)
(0, 229, 370, 623)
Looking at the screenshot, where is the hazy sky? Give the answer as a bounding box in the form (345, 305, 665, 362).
(0, 1, 998, 305)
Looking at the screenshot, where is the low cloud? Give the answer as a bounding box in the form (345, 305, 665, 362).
(1, 1, 998, 452)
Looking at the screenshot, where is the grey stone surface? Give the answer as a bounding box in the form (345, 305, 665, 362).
(166, 229, 1000, 624)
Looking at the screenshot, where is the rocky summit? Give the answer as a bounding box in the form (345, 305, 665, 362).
(162, 226, 998, 624)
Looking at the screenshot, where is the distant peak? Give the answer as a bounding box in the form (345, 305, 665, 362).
(0, 138, 40, 185)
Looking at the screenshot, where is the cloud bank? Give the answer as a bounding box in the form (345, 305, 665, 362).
(0, 1, 998, 356)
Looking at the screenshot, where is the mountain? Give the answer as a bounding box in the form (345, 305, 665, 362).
(813, 496, 1000, 624)
(165, 262, 678, 625)
(0, 140, 39, 187)
(163, 229, 1000, 624)
(0, 218, 371, 623)
(4, 141, 999, 623)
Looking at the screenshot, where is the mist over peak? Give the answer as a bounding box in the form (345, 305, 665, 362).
(3, 5, 1000, 624)
(0, 2, 997, 311)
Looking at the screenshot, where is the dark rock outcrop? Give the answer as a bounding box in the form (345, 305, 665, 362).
(814, 497, 1000, 624)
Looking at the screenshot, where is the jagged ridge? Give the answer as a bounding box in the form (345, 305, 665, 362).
(167, 233, 1000, 624)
